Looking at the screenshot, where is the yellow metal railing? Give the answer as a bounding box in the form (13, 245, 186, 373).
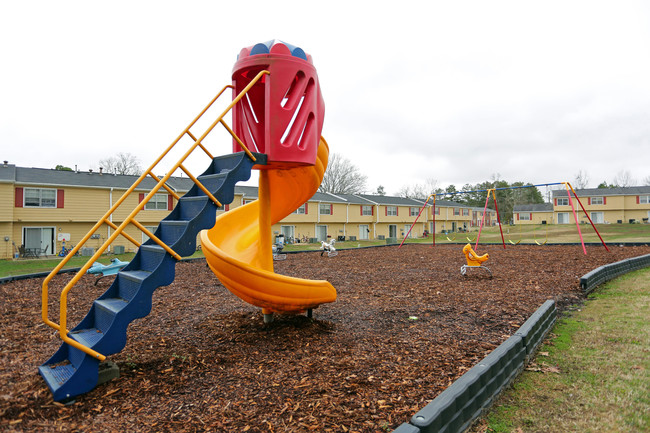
(42, 70, 270, 361)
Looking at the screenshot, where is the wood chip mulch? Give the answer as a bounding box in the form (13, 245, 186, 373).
(1, 243, 648, 432)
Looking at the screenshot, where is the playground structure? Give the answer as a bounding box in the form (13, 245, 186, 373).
(400, 182, 610, 255)
(319, 239, 338, 257)
(461, 243, 492, 278)
(39, 40, 336, 402)
(86, 258, 129, 285)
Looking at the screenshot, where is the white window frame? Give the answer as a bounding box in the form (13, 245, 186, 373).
(294, 204, 307, 214)
(409, 207, 419, 217)
(462, 208, 469, 216)
(557, 212, 570, 224)
(319, 203, 331, 215)
(519, 213, 531, 221)
(361, 205, 373, 216)
(556, 197, 569, 206)
(386, 206, 397, 216)
(24, 187, 57, 208)
(590, 196, 604, 205)
(640, 195, 650, 204)
(145, 193, 168, 210)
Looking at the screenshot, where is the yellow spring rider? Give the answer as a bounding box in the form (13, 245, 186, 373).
(461, 243, 492, 278)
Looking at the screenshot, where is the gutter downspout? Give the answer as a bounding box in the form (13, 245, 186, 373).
(108, 188, 113, 253)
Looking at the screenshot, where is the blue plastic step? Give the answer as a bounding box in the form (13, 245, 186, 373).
(178, 195, 210, 220)
(39, 152, 266, 402)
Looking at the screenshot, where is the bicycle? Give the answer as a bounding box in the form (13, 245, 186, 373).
(58, 241, 76, 257)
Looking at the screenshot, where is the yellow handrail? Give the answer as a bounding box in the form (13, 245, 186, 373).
(42, 70, 270, 360)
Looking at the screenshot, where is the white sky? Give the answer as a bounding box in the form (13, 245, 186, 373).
(2, 1, 649, 195)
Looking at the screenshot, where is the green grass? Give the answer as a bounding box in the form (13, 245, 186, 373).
(477, 268, 650, 433)
(0, 251, 205, 279)
(407, 223, 650, 246)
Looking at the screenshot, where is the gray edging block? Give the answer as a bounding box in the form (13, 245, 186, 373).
(409, 335, 525, 433)
(514, 300, 556, 358)
(393, 423, 420, 433)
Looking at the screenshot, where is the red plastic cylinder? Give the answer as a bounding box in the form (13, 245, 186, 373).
(231, 40, 325, 167)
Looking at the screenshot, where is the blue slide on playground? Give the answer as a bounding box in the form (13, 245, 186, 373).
(39, 151, 266, 402)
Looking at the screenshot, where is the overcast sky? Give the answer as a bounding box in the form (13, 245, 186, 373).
(2, 1, 649, 196)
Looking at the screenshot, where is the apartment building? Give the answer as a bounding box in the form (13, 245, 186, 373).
(1, 163, 497, 259)
(512, 187, 650, 226)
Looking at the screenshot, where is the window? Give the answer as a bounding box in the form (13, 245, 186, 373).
(556, 197, 569, 206)
(319, 203, 332, 215)
(294, 204, 307, 214)
(639, 195, 650, 204)
(434, 207, 440, 215)
(243, 199, 256, 205)
(142, 226, 158, 243)
(386, 206, 397, 216)
(518, 213, 531, 221)
(24, 188, 56, 208)
(361, 205, 373, 216)
(453, 208, 460, 216)
(557, 212, 570, 224)
(145, 193, 168, 210)
(410, 207, 419, 216)
(590, 196, 604, 205)
(462, 208, 469, 216)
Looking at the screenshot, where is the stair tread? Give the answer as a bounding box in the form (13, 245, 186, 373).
(70, 327, 105, 347)
(197, 172, 228, 180)
(95, 298, 128, 312)
(119, 270, 152, 281)
(39, 363, 76, 389)
(160, 220, 190, 226)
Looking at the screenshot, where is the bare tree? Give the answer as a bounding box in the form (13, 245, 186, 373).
(396, 178, 439, 199)
(573, 170, 590, 189)
(99, 152, 143, 176)
(643, 175, 650, 186)
(318, 153, 368, 194)
(612, 169, 635, 187)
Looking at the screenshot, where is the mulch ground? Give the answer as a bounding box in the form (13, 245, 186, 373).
(1, 243, 649, 432)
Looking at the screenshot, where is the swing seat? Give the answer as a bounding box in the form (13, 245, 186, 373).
(463, 243, 489, 267)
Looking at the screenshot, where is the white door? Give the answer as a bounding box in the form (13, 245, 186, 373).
(359, 224, 369, 240)
(557, 212, 570, 224)
(316, 225, 328, 242)
(281, 225, 295, 242)
(590, 212, 604, 224)
(404, 224, 413, 238)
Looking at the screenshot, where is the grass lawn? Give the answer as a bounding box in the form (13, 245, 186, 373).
(2, 224, 648, 278)
(474, 268, 650, 433)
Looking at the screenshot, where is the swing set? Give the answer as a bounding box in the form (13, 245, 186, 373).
(398, 182, 610, 255)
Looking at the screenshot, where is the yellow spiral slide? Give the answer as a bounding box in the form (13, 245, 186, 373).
(200, 138, 337, 314)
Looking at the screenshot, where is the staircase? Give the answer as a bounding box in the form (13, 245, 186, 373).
(39, 151, 266, 402)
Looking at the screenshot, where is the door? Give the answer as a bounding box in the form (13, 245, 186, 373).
(404, 224, 413, 238)
(359, 224, 369, 240)
(590, 212, 604, 224)
(24, 227, 55, 255)
(281, 225, 295, 242)
(557, 212, 570, 224)
(388, 224, 397, 238)
(316, 225, 328, 242)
